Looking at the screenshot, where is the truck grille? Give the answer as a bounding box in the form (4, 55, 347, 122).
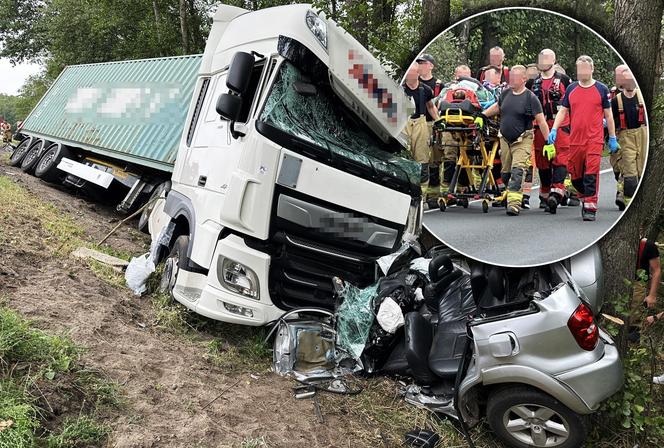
(268, 231, 378, 310)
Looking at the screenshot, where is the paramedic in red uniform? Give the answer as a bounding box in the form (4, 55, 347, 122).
(549, 55, 619, 221)
(477, 46, 509, 84)
(527, 49, 572, 214)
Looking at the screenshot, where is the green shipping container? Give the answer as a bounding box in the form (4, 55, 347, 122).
(21, 54, 202, 172)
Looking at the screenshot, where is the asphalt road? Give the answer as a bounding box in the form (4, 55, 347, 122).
(423, 161, 624, 267)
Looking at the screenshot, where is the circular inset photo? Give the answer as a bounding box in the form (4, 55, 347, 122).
(403, 7, 649, 267)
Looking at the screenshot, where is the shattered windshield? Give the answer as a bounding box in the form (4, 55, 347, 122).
(258, 61, 419, 190)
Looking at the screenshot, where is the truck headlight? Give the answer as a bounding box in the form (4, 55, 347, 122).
(305, 10, 327, 50)
(218, 258, 259, 300)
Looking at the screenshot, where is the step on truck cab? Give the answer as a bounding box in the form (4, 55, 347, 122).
(149, 3, 422, 326)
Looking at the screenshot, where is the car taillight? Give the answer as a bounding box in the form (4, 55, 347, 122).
(567, 303, 599, 350)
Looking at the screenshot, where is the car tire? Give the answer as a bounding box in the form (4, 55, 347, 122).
(35, 143, 72, 183)
(138, 181, 171, 234)
(7, 138, 33, 167)
(20, 140, 46, 174)
(159, 235, 189, 298)
(486, 386, 587, 448)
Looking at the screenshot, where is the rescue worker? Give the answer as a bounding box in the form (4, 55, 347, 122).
(482, 65, 506, 98)
(480, 65, 550, 216)
(436, 64, 475, 198)
(403, 64, 440, 199)
(416, 54, 445, 203)
(549, 55, 619, 221)
(477, 46, 509, 84)
(609, 64, 629, 209)
(527, 49, 572, 214)
(417, 54, 443, 97)
(526, 63, 539, 81)
(1, 121, 11, 144)
(554, 64, 567, 75)
(454, 64, 472, 81)
(611, 66, 646, 209)
(482, 66, 508, 193)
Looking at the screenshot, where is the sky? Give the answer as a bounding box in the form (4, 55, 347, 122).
(0, 58, 42, 96)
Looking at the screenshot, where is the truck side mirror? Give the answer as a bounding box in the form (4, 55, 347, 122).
(216, 93, 242, 121)
(227, 52, 255, 94)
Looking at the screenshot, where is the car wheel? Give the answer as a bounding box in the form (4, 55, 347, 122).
(138, 181, 171, 234)
(159, 235, 189, 298)
(35, 143, 72, 183)
(8, 138, 32, 167)
(486, 386, 587, 448)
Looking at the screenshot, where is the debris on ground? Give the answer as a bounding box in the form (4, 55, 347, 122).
(71, 246, 129, 272)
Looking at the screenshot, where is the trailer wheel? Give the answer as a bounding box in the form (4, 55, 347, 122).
(8, 138, 32, 167)
(486, 386, 587, 448)
(159, 235, 189, 298)
(20, 140, 45, 174)
(35, 143, 72, 183)
(138, 181, 171, 234)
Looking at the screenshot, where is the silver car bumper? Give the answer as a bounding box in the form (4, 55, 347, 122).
(555, 330, 623, 413)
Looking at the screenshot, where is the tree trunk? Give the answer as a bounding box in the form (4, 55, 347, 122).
(372, 0, 397, 43)
(600, 0, 663, 351)
(179, 0, 190, 54)
(477, 15, 498, 71)
(612, 0, 663, 107)
(457, 19, 470, 63)
(420, 0, 450, 50)
(152, 0, 162, 56)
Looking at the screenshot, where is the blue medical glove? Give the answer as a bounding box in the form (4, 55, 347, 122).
(547, 128, 557, 145)
(608, 135, 620, 153)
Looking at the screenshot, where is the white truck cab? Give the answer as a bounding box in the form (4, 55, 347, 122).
(150, 3, 420, 326)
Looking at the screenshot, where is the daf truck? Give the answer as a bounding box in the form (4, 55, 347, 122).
(148, 3, 422, 326)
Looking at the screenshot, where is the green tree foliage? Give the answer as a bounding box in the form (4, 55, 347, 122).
(461, 9, 622, 85)
(0, 0, 217, 120)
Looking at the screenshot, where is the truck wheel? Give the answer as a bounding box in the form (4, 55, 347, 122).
(20, 140, 45, 174)
(35, 143, 72, 183)
(486, 386, 587, 448)
(159, 235, 189, 297)
(138, 181, 171, 234)
(8, 138, 32, 166)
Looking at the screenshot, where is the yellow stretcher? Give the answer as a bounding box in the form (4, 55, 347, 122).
(432, 107, 501, 213)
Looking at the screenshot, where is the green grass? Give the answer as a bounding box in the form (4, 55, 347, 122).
(0, 306, 118, 447)
(45, 416, 110, 448)
(0, 381, 39, 448)
(240, 436, 268, 448)
(0, 174, 137, 291)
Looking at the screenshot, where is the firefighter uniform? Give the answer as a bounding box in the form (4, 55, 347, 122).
(529, 72, 572, 212)
(404, 82, 435, 196)
(611, 88, 647, 205)
(420, 76, 445, 200)
(1, 122, 11, 143)
(560, 81, 612, 217)
(496, 88, 543, 215)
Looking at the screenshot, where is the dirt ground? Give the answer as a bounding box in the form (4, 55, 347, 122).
(0, 154, 480, 448)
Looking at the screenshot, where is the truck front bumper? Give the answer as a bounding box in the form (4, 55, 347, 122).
(187, 234, 283, 326)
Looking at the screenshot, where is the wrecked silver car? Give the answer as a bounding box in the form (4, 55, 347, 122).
(270, 245, 623, 448)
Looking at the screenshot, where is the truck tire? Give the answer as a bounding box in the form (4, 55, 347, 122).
(486, 386, 587, 448)
(138, 181, 171, 234)
(8, 138, 32, 166)
(159, 235, 189, 298)
(20, 139, 46, 174)
(35, 143, 72, 183)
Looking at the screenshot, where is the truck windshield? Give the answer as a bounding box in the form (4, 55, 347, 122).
(258, 61, 419, 195)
